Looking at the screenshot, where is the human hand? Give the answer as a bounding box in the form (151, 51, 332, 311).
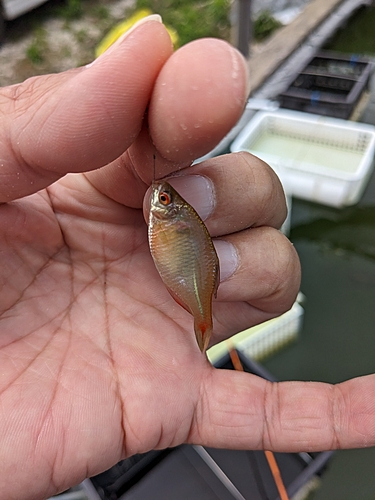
(1, 16, 373, 500)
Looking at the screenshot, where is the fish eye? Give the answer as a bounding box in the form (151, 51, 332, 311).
(159, 191, 171, 205)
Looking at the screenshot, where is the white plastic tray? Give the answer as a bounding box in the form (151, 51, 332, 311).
(208, 299, 304, 363)
(231, 109, 375, 207)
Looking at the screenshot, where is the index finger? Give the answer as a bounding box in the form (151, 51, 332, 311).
(0, 17, 172, 202)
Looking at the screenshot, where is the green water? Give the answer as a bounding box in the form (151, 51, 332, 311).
(250, 133, 363, 173)
(326, 6, 375, 55)
(263, 171, 375, 498)
(243, 4, 375, 497)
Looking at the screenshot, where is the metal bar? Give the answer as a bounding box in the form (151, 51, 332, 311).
(284, 451, 334, 499)
(237, 0, 252, 58)
(48, 491, 87, 500)
(192, 445, 247, 500)
(79, 479, 103, 500)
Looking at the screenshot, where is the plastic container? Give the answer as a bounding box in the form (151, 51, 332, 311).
(279, 51, 374, 119)
(236, 301, 304, 361)
(207, 299, 304, 364)
(47, 480, 100, 500)
(230, 109, 375, 207)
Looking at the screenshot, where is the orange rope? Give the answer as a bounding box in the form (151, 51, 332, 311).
(229, 348, 289, 500)
(229, 347, 244, 371)
(264, 450, 289, 500)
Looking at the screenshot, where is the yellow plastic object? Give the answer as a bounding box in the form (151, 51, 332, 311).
(95, 9, 178, 58)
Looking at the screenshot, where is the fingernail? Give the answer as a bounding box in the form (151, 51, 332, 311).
(87, 14, 162, 66)
(115, 14, 162, 44)
(167, 175, 215, 221)
(214, 240, 239, 281)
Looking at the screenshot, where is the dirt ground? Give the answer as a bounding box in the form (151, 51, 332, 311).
(0, 0, 135, 87)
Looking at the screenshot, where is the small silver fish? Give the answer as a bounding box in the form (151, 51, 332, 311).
(148, 180, 219, 352)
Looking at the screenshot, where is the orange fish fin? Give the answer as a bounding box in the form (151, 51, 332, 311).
(166, 286, 191, 314)
(194, 320, 212, 353)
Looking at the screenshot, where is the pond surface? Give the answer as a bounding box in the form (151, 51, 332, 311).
(263, 168, 375, 498)
(325, 5, 375, 55)
(260, 7, 375, 496)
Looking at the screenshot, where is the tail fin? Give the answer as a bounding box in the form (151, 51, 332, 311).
(194, 320, 212, 353)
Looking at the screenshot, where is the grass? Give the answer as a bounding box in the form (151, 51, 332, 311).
(26, 27, 47, 64)
(92, 5, 111, 21)
(253, 10, 282, 42)
(134, 0, 231, 46)
(56, 0, 83, 21)
(22, 0, 116, 68)
(19, 0, 234, 76)
(10, 0, 234, 85)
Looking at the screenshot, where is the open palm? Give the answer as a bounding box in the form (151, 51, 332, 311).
(1, 17, 374, 500)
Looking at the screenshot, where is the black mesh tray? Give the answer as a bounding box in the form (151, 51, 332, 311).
(279, 51, 374, 119)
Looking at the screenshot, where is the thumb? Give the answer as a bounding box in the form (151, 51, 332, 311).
(0, 15, 172, 202)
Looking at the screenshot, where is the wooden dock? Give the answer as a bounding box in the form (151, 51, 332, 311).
(247, 0, 364, 94)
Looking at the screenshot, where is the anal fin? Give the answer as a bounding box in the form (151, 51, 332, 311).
(166, 286, 191, 314)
